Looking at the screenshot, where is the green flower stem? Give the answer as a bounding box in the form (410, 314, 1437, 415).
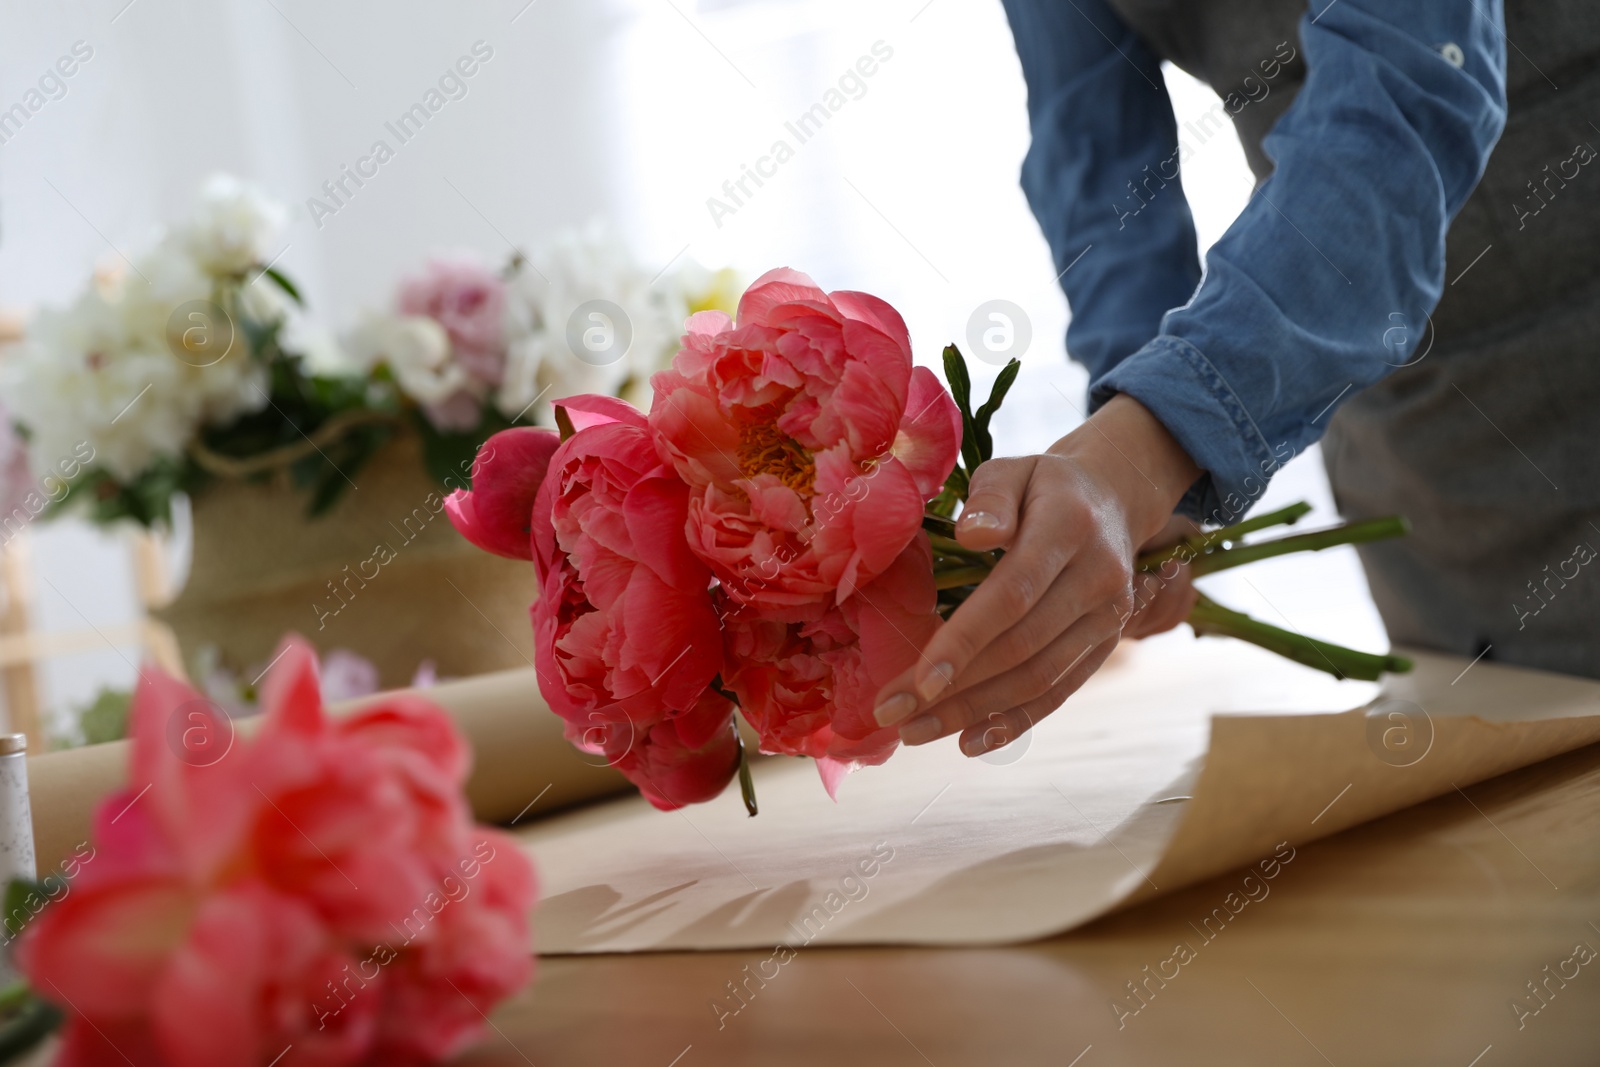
(733, 720, 758, 818)
(1189, 594, 1411, 681)
(1207, 501, 1314, 542)
(1137, 501, 1313, 571)
(935, 566, 992, 590)
(926, 533, 996, 564)
(1188, 516, 1409, 577)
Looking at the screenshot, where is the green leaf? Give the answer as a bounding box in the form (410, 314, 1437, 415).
(931, 463, 968, 515)
(0, 880, 43, 942)
(262, 266, 304, 307)
(941, 345, 984, 477)
(973, 358, 1021, 463)
(414, 413, 489, 490)
(75, 687, 132, 746)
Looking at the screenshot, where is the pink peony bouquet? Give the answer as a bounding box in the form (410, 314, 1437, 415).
(10, 636, 536, 1066)
(448, 268, 963, 809)
(448, 267, 1414, 812)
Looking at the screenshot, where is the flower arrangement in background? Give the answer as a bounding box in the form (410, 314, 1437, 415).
(0, 175, 736, 527)
(4, 636, 536, 1065)
(450, 268, 1414, 813)
(497, 223, 740, 426)
(3, 175, 287, 524)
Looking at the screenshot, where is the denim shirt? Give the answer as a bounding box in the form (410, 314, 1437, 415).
(999, 0, 1508, 523)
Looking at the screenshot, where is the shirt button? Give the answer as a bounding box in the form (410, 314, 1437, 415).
(1439, 42, 1465, 67)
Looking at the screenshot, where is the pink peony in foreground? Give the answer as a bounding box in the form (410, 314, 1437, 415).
(17, 636, 536, 1067)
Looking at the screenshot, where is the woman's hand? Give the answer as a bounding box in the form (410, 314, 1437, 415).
(871, 394, 1200, 757)
(1124, 513, 1202, 640)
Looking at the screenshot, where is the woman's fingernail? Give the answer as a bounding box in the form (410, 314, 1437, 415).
(959, 510, 1003, 532)
(915, 663, 954, 703)
(873, 692, 917, 727)
(899, 716, 942, 745)
(961, 733, 993, 758)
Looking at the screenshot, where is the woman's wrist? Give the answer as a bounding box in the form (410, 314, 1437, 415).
(1047, 393, 1201, 544)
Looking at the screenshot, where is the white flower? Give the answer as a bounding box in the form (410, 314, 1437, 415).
(3, 245, 271, 486)
(343, 313, 465, 405)
(280, 314, 358, 380)
(6, 288, 196, 483)
(497, 223, 694, 424)
(178, 174, 287, 276)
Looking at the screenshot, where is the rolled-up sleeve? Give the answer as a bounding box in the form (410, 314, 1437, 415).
(1001, 0, 1204, 374)
(1087, 1, 1508, 522)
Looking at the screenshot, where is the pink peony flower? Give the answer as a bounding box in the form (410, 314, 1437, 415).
(397, 255, 508, 387)
(528, 395, 739, 808)
(720, 533, 943, 794)
(398, 254, 510, 432)
(603, 691, 742, 811)
(648, 268, 961, 610)
(18, 636, 536, 1067)
(445, 425, 562, 562)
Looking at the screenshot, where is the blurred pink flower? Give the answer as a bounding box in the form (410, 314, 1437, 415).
(398, 254, 509, 432)
(397, 255, 508, 387)
(18, 635, 536, 1067)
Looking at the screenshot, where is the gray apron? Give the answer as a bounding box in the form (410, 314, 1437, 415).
(1106, 0, 1600, 678)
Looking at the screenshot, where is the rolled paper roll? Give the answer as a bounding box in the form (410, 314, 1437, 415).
(27, 667, 629, 874)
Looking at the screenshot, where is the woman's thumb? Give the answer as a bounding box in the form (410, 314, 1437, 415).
(955, 456, 1032, 550)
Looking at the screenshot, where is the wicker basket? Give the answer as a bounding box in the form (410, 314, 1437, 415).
(155, 433, 537, 688)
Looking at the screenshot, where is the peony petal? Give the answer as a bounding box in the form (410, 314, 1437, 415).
(555, 393, 647, 431)
(647, 372, 743, 485)
(613, 701, 740, 810)
(622, 476, 706, 591)
(735, 268, 829, 326)
(444, 427, 561, 561)
(815, 756, 854, 800)
(683, 309, 732, 338)
(893, 366, 964, 499)
(827, 290, 913, 363)
(810, 453, 923, 602)
(257, 636, 325, 738)
(618, 566, 723, 711)
(17, 878, 195, 1020)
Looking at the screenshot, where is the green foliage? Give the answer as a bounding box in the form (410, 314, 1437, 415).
(973, 358, 1021, 461)
(934, 344, 1023, 509)
(414, 406, 516, 492)
(262, 266, 303, 306)
(70, 687, 132, 747)
(941, 345, 985, 477)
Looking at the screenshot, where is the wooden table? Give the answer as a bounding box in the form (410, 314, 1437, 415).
(458, 742, 1600, 1066)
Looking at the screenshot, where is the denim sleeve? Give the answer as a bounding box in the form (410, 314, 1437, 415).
(1000, 0, 1203, 373)
(1088, 1, 1508, 523)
